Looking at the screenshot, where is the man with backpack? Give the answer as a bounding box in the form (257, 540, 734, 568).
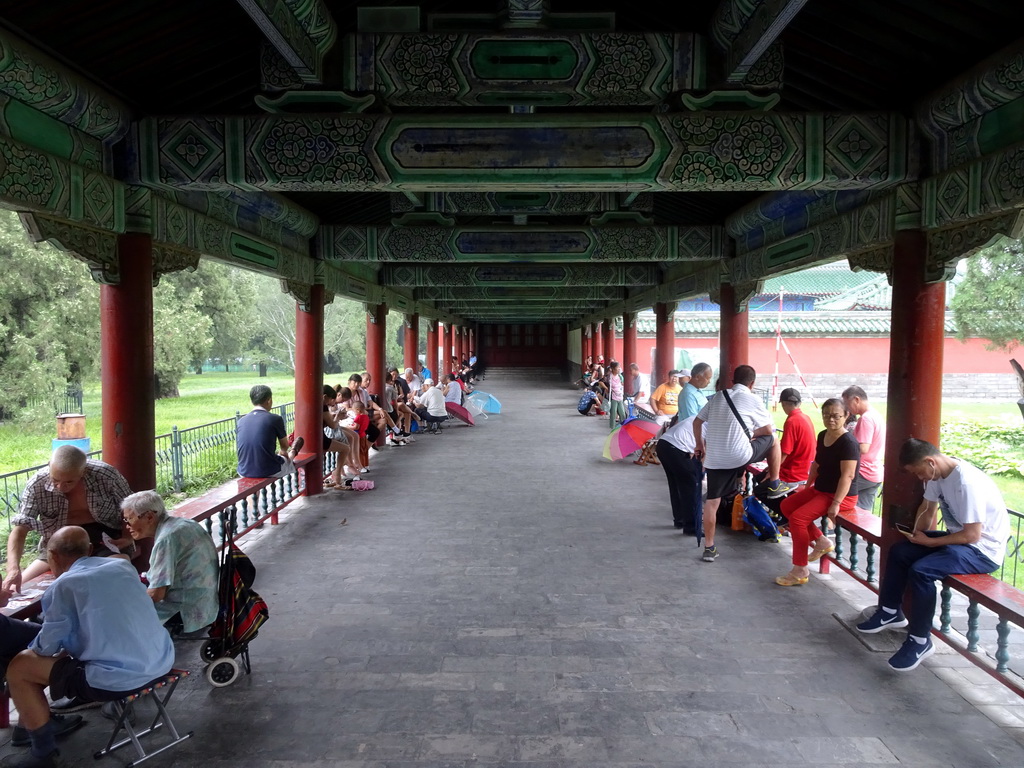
(692, 365, 796, 563)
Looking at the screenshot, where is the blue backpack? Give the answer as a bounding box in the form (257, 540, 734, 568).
(742, 496, 781, 543)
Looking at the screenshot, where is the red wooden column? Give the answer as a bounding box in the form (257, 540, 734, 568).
(580, 324, 591, 366)
(403, 312, 419, 372)
(294, 285, 325, 496)
(443, 323, 454, 371)
(622, 312, 637, 369)
(366, 302, 387, 396)
(101, 233, 156, 491)
(718, 284, 749, 383)
(881, 230, 946, 557)
(593, 321, 604, 361)
(603, 319, 616, 363)
(426, 320, 439, 379)
(654, 303, 674, 385)
(454, 326, 463, 365)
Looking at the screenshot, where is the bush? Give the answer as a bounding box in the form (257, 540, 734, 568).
(940, 422, 1024, 479)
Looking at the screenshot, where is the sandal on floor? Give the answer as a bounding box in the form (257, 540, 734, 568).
(775, 574, 810, 586)
(806, 545, 835, 563)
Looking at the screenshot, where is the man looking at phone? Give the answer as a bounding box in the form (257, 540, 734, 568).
(857, 438, 1010, 671)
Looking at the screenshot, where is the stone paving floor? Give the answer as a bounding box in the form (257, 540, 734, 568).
(5, 368, 1024, 767)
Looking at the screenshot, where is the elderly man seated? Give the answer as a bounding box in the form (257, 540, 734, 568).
(414, 379, 449, 433)
(3, 526, 174, 768)
(5, 446, 135, 592)
(121, 490, 219, 636)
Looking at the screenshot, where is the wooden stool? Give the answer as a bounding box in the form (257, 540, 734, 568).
(93, 669, 193, 767)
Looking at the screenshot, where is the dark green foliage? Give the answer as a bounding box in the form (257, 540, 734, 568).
(951, 237, 1024, 352)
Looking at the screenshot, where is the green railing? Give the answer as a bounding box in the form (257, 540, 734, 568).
(0, 403, 297, 523)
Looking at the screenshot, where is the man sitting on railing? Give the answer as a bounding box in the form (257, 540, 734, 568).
(4, 526, 174, 768)
(857, 438, 1010, 672)
(236, 385, 304, 480)
(120, 490, 218, 636)
(4, 446, 135, 593)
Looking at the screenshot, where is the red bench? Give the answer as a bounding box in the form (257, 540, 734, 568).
(170, 454, 316, 545)
(825, 507, 1024, 699)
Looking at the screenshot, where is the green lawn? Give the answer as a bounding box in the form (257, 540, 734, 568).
(0, 371, 302, 474)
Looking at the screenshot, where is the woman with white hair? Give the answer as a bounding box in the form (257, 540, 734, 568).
(121, 491, 219, 634)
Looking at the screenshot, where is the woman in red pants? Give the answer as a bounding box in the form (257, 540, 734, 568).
(775, 398, 860, 586)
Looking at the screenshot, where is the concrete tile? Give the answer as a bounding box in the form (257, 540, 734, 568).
(419, 734, 517, 761)
(517, 735, 611, 762)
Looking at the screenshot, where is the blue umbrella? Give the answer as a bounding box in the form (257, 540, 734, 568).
(467, 391, 502, 414)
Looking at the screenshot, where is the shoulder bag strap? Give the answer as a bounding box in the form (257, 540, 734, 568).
(721, 390, 752, 440)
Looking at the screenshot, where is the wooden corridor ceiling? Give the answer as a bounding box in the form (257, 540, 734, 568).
(0, 0, 1021, 324)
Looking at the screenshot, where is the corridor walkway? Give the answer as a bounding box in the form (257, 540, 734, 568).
(11, 369, 1024, 767)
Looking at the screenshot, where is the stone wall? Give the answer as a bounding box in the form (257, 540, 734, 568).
(770, 373, 1020, 402)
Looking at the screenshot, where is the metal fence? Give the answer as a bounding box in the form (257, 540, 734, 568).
(0, 403, 297, 525)
(24, 385, 83, 416)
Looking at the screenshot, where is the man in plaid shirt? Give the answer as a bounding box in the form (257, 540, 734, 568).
(4, 446, 133, 592)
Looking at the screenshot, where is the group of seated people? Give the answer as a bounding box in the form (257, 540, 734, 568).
(237, 358, 484, 492)
(652, 365, 1011, 674)
(2, 446, 220, 767)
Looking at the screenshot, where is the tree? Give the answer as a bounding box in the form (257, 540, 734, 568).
(951, 237, 1024, 352)
(152, 279, 213, 398)
(0, 212, 100, 422)
(163, 260, 258, 373)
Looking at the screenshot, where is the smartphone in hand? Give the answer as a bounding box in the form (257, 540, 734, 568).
(895, 522, 914, 537)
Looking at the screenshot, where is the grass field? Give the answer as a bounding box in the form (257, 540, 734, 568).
(0, 371, 304, 474)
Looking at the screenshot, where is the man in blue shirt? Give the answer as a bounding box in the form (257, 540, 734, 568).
(679, 362, 713, 420)
(4, 526, 175, 768)
(236, 385, 303, 478)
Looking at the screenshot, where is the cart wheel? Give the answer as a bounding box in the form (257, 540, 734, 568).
(199, 639, 221, 662)
(205, 657, 240, 687)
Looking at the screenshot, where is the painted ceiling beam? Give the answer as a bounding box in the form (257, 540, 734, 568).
(344, 31, 704, 107)
(390, 191, 653, 215)
(0, 28, 131, 143)
(133, 111, 912, 193)
(710, 0, 809, 84)
(319, 225, 720, 263)
(236, 0, 337, 84)
(380, 263, 659, 289)
(416, 286, 625, 301)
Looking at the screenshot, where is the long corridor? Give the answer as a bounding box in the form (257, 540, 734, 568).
(18, 370, 1024, 767)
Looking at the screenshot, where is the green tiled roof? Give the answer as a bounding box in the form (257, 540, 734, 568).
(761, 262, 881, 297)
(634, 311, 957, 336)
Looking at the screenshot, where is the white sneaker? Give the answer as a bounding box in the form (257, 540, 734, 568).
(360, 468, 370, 473)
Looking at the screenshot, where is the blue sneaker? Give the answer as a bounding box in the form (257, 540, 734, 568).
(856, 608, 908, 633)
(888, 637, 934, 672)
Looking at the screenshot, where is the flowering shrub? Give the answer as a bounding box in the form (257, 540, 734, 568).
(940, 422, 1024, 479)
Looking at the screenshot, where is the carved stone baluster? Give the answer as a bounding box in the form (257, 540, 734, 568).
(966, 601, 981, 652)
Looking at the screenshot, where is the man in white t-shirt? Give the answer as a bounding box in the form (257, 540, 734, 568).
(692, 365, 795, 563)
(414, 379, 448, 433)
(857, 438, 1010, 672)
